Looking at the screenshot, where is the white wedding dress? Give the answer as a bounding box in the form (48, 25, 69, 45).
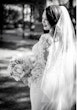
(29, 33, 53, 110)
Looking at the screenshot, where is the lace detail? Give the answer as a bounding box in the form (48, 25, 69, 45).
(28, 34, 52, 86)
(32, 34, 52, 62)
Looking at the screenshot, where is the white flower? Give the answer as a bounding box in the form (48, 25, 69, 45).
(8, 55, 33, 82)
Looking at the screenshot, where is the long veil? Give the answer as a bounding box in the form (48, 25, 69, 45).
(41, 6, 76, 110)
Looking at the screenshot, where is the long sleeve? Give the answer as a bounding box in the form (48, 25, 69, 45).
(28, 34, 53, 86)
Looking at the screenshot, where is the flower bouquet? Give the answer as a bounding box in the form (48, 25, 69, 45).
(8, 55, 33, 85)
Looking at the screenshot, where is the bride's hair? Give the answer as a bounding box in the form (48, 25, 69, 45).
(46, 5, 61, 27)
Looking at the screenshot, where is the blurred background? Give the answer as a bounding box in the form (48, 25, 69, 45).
(0, 0, 76, 110)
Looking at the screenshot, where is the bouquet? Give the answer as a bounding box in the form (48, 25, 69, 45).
(8, 55, 33, 85)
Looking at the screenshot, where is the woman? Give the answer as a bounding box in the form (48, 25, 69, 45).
(30, 5, 76, 110)
(9, 5, 76, 110)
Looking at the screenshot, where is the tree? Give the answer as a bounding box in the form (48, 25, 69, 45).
(0, 4, 4, 35)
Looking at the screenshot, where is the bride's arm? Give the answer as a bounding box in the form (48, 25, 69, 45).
(29, 34, 52, 82)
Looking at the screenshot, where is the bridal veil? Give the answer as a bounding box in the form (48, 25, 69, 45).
(41, 6, 76, 110)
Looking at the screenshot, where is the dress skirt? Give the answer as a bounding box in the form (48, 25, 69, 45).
(30, 82, 50, 110)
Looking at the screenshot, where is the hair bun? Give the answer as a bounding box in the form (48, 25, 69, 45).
(46, 5, 61, 27)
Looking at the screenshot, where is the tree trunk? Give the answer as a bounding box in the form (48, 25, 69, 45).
(22, 4, 25, 39)
(0, 4, 4, 36)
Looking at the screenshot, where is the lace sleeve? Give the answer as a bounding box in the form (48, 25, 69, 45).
(40, 34, 52, 49)
(32, 34, 52, 60)
(40, 34, 53, 61)
(28, 34, 52, 85)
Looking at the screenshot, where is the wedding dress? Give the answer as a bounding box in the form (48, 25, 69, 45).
(29, 33, 53, 110)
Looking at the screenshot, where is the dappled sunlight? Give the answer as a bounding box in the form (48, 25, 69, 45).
(0, 81, 17, 88)
(16, 97, 30, 103)
(0, 76, 31, 110)
(13, 92, 29, 98)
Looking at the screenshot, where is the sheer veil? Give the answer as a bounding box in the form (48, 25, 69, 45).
(41, 6, 76, 110)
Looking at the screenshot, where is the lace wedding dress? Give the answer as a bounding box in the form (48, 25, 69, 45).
(29, 34, 52, 110)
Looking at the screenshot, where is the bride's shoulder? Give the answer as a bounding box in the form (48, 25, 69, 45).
(40, 33, 53, 44)
(32, 34, 52, 50)
(40, 33, 50, 38)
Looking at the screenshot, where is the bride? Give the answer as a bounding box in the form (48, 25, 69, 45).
(8, 5, 76, 110)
